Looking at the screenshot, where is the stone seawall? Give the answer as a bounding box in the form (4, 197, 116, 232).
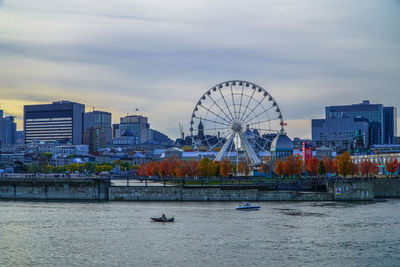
(109, 186, 334, 201)
(0, 177, 395, 201)
(333, 180, 374, 201)
(374, 179, 400, 198)
(0, 177, 110, 200)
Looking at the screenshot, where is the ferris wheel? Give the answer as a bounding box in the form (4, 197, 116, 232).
(190, 80, 285, 165)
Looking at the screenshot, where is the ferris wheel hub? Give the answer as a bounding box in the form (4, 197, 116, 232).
(231, 122, 243, 132)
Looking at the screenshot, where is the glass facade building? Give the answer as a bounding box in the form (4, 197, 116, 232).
(324, 100, 396, 145)
(0, 110, 17, 145)
(383, 107, 397, 144)
(24, 101, 85, 145)
(84, 110, 112, 146)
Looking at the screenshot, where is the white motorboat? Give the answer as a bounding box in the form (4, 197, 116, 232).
(236, 202, 261, 211)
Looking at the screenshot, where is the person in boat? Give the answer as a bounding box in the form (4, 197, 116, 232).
(161, 213, 166, 219)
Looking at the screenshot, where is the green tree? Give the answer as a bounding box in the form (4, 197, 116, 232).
(83, 162, 96, 174)
(96, 164, 113, 173)
(42, 152, 53, 158)
(198, 158, 212, 177)
(55, 166, 67, 173)
(318, 160, 326, 176)
(66, 163, 83, 173)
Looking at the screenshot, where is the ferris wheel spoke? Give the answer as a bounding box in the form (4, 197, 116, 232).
(240, 95, 268, 124)
(238, 131, 261, 165)
(242, 105, 275, 126)
(257, 135, 275, 143)
(229, 84, 238, 121)
(196, 127, 231, 141)
(250, 128, 281, 132)
(207, 94, 234, 123)
(218, 88, 235, 121)
(245, 116, 280, 127)
(192, 116, 231, 127)
(198, 104, 233, 125)
(207, 130, 233, 152)
(237, 84, 245, 122)
(199, 129, 231, 148)
(239, 87, 256, 122)
(254, 140, 267, 151)
(226, 132, 236, 159)
(215, 132, 235, 162)
(199, 126, 231, 132)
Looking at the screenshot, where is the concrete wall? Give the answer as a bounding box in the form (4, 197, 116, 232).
(333, 180, 374, 201)
(374, 179, 400, 198)
(109, 186, 334, 201)
(0, 178, 110, 200)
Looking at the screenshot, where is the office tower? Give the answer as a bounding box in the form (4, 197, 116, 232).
(119, 115, 149, 144)
(322, 100, 397, 146)
(0, 110, 17, 145)
(312, 117, 369, 150)
(24, 101, 85, 145)
(83, 110, 112, 151)
(383, 107, 397, 144)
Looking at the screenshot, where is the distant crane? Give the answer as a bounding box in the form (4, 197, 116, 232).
(179, 122, 184, 140)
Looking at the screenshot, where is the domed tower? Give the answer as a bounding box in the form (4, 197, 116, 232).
(271, 133, 293, 161)
(198, 120, 205, 141)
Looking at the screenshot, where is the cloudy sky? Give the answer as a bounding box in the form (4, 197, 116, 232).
(0, 0, 399, 139)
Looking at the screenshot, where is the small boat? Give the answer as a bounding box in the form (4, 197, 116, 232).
(151, 217, 174, 222)
(236, 202, 261, 211)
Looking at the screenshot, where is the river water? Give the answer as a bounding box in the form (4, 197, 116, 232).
(1, 200, 400, 266)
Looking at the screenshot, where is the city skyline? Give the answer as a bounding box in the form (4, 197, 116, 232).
(1, 0, 399, 139)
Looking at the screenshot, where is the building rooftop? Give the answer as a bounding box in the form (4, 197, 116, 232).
(271, 134, 294, 151)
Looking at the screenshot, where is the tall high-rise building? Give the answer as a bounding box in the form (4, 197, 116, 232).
(83, 110, 112, 151)
(119, 115, 149, 144)
(112, 124, 120, 139)
(0, 110, 17, 145)
(383, 107, 397, 144)
(24, 101, 85, 145)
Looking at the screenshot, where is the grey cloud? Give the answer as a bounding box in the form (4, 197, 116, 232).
(0, 0, 399, 138)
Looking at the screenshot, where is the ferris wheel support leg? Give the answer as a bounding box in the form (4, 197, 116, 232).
(214, 133, 235, 162)
(238, 132, 261, 165)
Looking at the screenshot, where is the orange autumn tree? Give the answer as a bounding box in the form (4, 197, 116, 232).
(283, 154, 303, 177)
(385, 158, 399, 178)
(359, 161, 379, 177)
(145, 162, 159, 176)
(306, 157, 319, 176)
(138, 163, 146, 176)
(274, 158, 285, 177)
(220, 158, 232, 177)
(335, 152, 354, 177)
(159, 156, 179, 177)
(175, 160, 190, 178)
(323, 157, 337, 174)
(351, 163, 359, 177)
(188, 160, 199, 177)
(238, 160, 250, 176)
